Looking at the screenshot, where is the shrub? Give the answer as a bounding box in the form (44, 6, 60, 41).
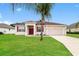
(0, 32, 4, 35)
(67, 32, 79, 34)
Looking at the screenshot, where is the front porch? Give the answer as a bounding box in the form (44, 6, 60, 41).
(25, 22, 36, 36)
(27, 25, 34, 35)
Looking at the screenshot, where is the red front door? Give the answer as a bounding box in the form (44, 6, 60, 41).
(28, 26, 34, 35)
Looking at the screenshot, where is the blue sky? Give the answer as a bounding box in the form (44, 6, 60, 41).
(0, 3, 79, 25)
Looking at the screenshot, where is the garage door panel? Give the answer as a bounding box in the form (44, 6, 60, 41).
(45, 26, 65, 35)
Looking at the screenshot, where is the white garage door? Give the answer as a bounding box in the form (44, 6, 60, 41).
(45, 26, 66, 35)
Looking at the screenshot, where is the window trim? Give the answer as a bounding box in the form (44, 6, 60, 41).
(37, 26, 44, 32)
(17, 25, 25, 32)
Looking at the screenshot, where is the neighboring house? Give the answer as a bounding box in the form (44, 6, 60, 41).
(67, 22, 79, 32)
(14, 21, 66, 36)
(0, 23, 15, 34)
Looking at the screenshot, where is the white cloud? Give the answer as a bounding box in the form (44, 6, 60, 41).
(16, 8, 22, 12)
(0, 21, 12, 25)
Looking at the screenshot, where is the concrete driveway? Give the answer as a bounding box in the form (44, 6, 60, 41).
(51, 36, 79, 56)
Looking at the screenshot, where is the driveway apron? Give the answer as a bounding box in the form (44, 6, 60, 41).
(51, 36, 79, 56)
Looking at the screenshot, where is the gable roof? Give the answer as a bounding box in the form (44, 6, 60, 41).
(36, 21, 65, 25)
(0, 23, 14, 29)
(13, 21, 66, 26)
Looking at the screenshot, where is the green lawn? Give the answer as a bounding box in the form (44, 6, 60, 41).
(0, 34, 72, 56)
(67, 34, 79, 38)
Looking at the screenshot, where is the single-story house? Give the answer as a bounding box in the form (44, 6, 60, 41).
(0, 23, 15, 34)
(14, 21, 66, 36)
(67, 22, 79, 32)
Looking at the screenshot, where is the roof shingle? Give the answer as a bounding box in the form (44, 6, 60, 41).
(13, 21, 65, 26)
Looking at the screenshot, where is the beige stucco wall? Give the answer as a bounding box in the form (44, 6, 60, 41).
(15, 25, 25, 35)
(15, 32, 25, 35)
(35, 25, 66, 35)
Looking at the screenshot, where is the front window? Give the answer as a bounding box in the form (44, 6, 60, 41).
(17, 25, 25, 32)
(18, 29, 25, 32)
(37, 26, 44, 32)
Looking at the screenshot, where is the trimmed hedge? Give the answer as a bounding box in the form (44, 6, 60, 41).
(0, 32, 3, 34)
(67, 32, 79, 34)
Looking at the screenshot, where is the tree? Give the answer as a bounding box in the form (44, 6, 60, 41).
(10, 3, 53, 41)
(76, 22, 79, 28)
(75, 22, 79, 32)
